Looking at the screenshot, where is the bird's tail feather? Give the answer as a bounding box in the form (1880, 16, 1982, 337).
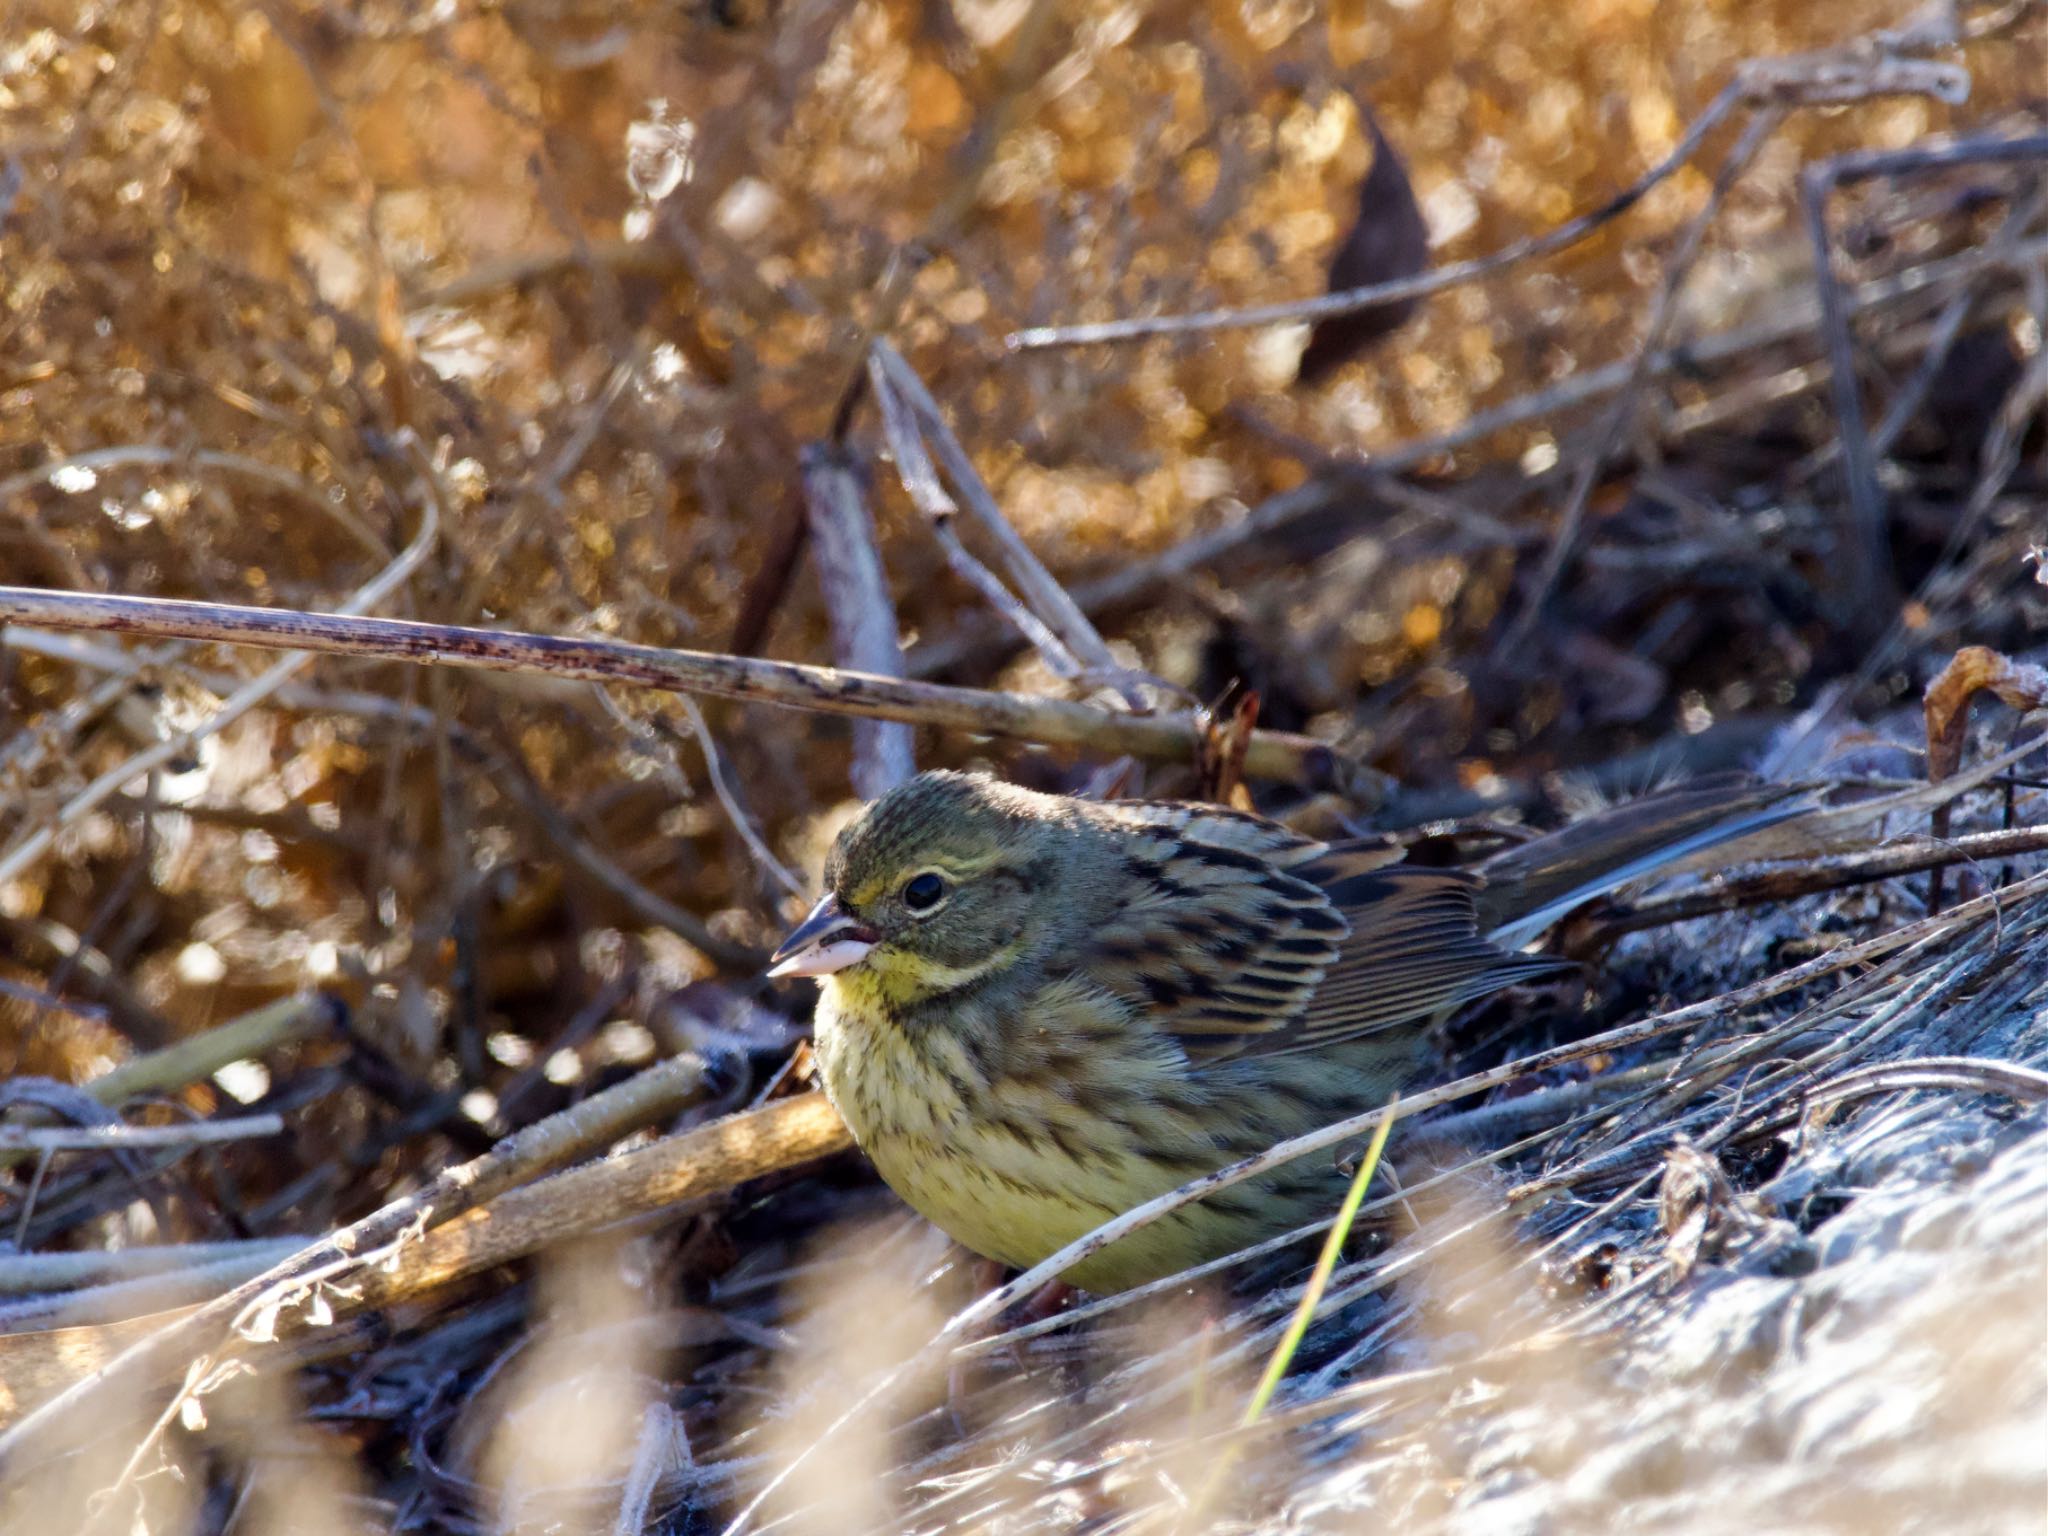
(1475, 774, 1811, 947)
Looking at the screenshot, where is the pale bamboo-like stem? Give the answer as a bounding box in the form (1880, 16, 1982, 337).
(800, 441, 917, 796)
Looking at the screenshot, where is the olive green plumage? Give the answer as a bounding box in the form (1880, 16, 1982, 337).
(774, 769, 1796, 1292)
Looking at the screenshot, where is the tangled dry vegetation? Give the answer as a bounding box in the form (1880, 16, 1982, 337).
(1, 0, 2046, 1531)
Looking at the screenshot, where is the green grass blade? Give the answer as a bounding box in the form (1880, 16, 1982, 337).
(1241, 1093, 1400, 1427)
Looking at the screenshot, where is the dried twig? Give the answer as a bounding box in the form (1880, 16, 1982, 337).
(0, 918, 169, 1050)
(912, 235, 2048, 681)
(1734, 1055, 2048, 1137)
(867, 346, 1089, 679)
(0, 995, 337, 1178)
(1795, 178, 2048, 489)
(1500, 106, 1785, 651)
(337, 1091, 849, 1317)
(0, 1116, 284, 1154)
(0, 979, 103, 1025)
(867, 342, 1140, 703)
(0, 1049, 720, 1463)
(0, 1249, 314, 1334)
(1007, 39, 1966, 351)
(0, 588, 1350, 789)
(4, 625, 762, 967)
(1799, 132, 2048, 635)
(1767, 250, 2048, 770)
(603, 692, 805, 898)
(0, 1089, 850, 1431)
(0, 451, 440, 887)
(0, 1239, 305, 1297)
(612, 1402, 692, 1536)
(1588, 823, 2048, 939)
(453, 729, 765, 969)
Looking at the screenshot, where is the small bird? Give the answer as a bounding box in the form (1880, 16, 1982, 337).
(770, 771, 1798, 1292)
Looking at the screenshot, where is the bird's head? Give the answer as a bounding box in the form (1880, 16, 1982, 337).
(768, 771, 1087, 1004)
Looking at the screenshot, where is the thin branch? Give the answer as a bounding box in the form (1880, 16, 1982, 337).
(0, 1049, 723, 1468)
(1588, 823, 2048, 938)
(908, 235, 2048, 680)
(0, 452, 440, 887)
(0, 1238, 305, 1296)
(0, 1115, 284, 1153)
(473, 739, 766, 969)
(1006, 44, 1965, 351)
(0, 1089, 850, 1433)
(867, 341, 1135, 699)
(603, 691, 805, 899)
(1837, 1056, 2048, 1107)
(0, 995, 337, 1175)
(1799, 132, 2048, 636)
(867, 346, 1087, 679)
(1501, 105, 1785, 651)
(0, 588, 1352, 789)
(3, 624, 761, 967)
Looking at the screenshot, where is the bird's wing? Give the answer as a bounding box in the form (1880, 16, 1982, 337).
(1084, 807, 1568, 1062)
(1080, 804, 1350, 1059)
(1274, 859, 1573, 1057)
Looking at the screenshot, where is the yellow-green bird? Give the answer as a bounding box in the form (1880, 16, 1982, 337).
(770, 770, 1796, 1292)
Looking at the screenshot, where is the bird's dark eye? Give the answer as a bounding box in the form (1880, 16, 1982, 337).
(902, 872, 947, 911)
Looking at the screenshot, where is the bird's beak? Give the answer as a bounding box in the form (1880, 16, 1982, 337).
(767, 893, 879, 979)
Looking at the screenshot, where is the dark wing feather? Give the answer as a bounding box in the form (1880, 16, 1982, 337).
(1082, 805, 1349, 1057)
(1083, 812, 1562, 1063)
(1273, 862, 1572, 1057)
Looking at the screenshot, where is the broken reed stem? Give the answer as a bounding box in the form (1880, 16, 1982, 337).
(0, 1092, 851, 1431)
(339, 1090, 852, 1314)
(0, 588, 1346, 788)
